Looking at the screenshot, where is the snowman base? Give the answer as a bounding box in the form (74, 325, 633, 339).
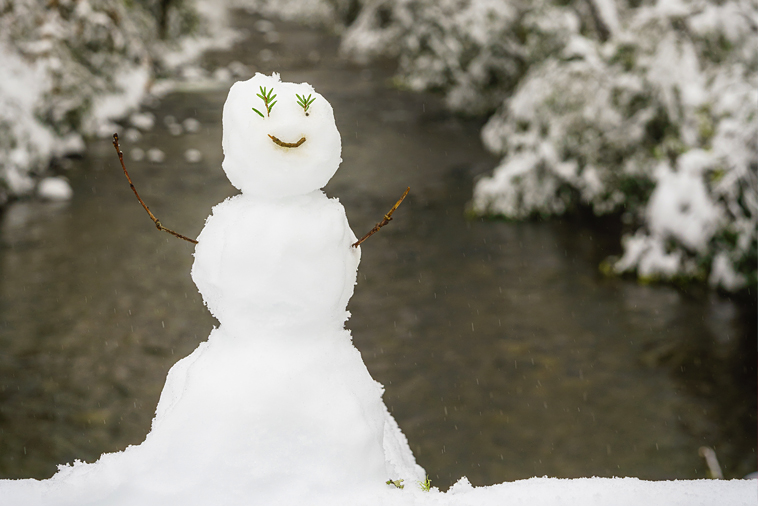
(0, 325, 423, 506)
(146, 325, 422, 494)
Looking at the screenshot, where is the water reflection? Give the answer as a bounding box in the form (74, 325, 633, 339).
(0, 11, 755, 487)
(347, 168, 756, 484)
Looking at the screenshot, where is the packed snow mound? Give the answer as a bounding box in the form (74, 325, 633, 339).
(191, 192, 360, 336)
(222, 73, 342, 197)
(1, 465, 754, 505)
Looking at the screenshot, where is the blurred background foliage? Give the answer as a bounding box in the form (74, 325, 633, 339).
(0, 0, 755, 294)
(243, 0, 757, 294)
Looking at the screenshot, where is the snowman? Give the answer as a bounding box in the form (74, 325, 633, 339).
(178, 72, 425, 496)
(0, 73, 423, 505)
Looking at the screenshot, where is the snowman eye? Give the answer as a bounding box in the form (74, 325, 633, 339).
(296, 94, 316, 116)
(252, 86, 277, 118)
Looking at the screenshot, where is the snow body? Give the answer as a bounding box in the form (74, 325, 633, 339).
(187, 73, 424, 490)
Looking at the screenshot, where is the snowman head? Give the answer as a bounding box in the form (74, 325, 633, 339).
(221, 73, 342, 197)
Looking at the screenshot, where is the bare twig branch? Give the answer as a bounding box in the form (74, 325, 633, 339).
(353, 187, 410, 248)
(112, 133, 198, 245)
(268, 134, 306, 148)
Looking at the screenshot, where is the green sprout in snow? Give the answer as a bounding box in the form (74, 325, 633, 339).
(296, 93, 316, 115)
(386, 479, 404, 489)
(252, 86, 277, 118)
(419, 475, 432, 492)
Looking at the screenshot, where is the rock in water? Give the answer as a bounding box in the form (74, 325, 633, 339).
(0, 73, 423, 505)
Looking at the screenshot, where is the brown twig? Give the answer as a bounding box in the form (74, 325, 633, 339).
(268, 134, 306, 148)
(112, 133, 198, 245)
(353, 187, 410, 248)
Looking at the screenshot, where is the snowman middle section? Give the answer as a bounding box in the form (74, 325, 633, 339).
(192, 191, 360, 336)
(184, 190, 416, 489)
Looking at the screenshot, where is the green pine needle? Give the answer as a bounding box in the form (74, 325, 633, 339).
(296, 93, 316, 113)
(419, 476, 432, 492)
(255, 86, 277, 117)
(251, 107, 264, 118)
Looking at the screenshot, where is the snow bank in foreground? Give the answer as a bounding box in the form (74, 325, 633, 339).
(428, 477, 755, 506)
(1, 473, 753, 505)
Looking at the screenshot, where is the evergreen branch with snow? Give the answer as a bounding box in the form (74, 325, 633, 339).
(338, 0, 758, 291)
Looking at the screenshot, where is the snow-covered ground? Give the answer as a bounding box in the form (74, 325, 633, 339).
(3, 471, 755, 505)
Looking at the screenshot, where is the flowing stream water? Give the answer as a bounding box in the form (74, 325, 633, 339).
(0, 11, 755, 487)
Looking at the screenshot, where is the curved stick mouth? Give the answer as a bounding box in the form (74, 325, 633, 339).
(268, 134, 306, 148)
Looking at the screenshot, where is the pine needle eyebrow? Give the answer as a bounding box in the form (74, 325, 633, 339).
(296, 94, 316, 115)
(252, 86, 277, 118)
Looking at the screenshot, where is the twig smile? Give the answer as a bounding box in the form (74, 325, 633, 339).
(268, 134, 306, 148)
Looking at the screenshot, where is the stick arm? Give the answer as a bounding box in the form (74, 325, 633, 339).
(112, 133, 198, 245)
(352, 187, 410, 248)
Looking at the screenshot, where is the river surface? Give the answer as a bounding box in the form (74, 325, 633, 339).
(0, 11, 755, 487)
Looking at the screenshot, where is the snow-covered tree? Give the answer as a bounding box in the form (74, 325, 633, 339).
(0, 0, 203, 202)
(338, 0, 757, 292)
